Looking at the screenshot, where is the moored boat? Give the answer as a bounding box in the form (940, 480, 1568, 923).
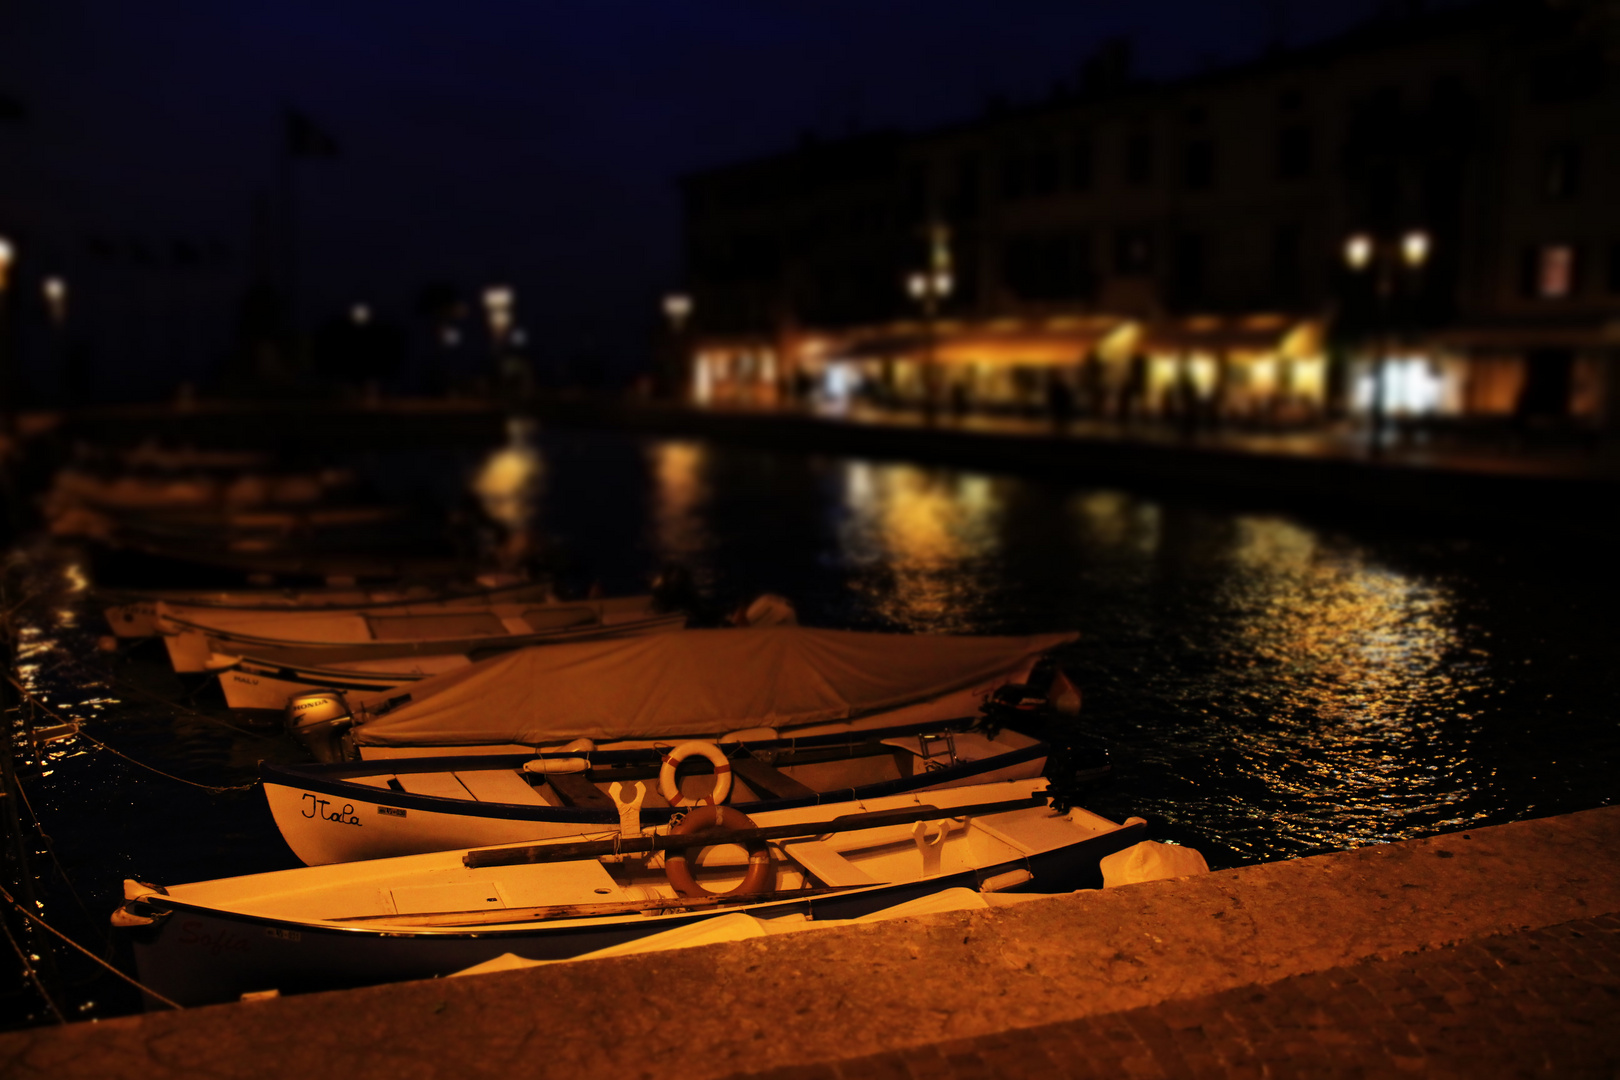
(288, 626, 1080, 762)
(158, 592, 685, 674)
(112, 778, 1145, 1008)
(262, 713, 1070, 864)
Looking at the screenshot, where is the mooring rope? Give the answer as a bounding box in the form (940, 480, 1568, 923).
(5, 676, 256, 794)
(10, 770, 103, 937)
(0, 883, 183, 1011)
(98, 668, 285, 742)
(0, 908, 67, 1024)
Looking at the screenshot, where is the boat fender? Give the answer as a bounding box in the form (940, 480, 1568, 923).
(523, 757, 589, 775)
(559, 738, 596, 753)
(664, 805, 774, 898)
(978, 868, 1033, 894)
(658, 741, 732, 807)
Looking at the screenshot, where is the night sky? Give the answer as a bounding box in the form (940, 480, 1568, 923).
(2, 0, 1382, 381)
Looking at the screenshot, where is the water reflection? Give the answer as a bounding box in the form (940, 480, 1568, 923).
(837, 461, 1005, 632)
(648, 441, 711, 567)
(1120, 513, 1498, 862)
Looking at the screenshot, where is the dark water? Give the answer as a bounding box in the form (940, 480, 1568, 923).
(4, 426, 1616, 1025)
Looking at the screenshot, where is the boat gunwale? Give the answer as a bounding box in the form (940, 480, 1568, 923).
(118, 825, 1147, 941)
(261, 728, 1051, 825)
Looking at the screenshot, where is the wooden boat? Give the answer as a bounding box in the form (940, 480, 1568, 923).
(157, 593, 685, 674)
(286, 627, 1079, 762)
(219, 653, 474, 710)
(112, 778, 1145, 1008)
(262, 713, 1067, 864)
(102, 579, 528, 639)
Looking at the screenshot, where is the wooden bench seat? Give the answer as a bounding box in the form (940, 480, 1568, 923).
(730, 756, 817, 801)
(546, 773, 615, 810)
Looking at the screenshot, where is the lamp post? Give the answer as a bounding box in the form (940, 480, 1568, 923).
(0, 237, 14, 438)
(905, 265, 952, 420)
(1343, 228, 1430, 451)
(662, 293, 692, 401)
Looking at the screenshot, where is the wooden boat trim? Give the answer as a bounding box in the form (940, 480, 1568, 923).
(259, 724, 1051, 826)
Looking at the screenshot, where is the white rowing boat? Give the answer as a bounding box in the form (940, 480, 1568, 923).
(112, 778, 1145, 1008)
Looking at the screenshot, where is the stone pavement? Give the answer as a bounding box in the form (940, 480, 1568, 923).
(740, 914, 1620, 1079)
(2, 806, 1617, 1080)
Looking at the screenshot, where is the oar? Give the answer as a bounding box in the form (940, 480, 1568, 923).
(328, 884, 850, 928)
(464, 793, 1049, 869)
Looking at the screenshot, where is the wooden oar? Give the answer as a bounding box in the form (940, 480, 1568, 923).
(327, 884, 849, 928)
(463, 793, 1048, 869)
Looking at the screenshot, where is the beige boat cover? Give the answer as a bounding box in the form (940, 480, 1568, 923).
(349, 627, 1076, 747)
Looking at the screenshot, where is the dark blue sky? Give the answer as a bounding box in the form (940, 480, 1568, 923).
(2, 0, 1380, 377)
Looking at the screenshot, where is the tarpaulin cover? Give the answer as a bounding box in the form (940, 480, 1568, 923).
(349, 627, 1076, 747)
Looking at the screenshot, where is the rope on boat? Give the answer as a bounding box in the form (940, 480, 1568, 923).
(0, 906, 67, 1024)
(9, 766, 104, 938)
(0, 883, 184, 1011)
(98, 669, 285, 743)
(5, 676, 256, 794)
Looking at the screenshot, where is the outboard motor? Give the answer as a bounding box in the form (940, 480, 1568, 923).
(981, 660, 1109, 813)
(285, 691, 355, 763)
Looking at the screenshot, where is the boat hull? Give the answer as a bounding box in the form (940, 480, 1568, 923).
(263, 735, 1050, 865)
(121, 826, 1139, 1008)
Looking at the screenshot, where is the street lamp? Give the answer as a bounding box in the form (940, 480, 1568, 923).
(663, 293, 692, 333)
(350, 302, 371, 326)
(42, 276, 66, 324)
(0, 236, 14, 291)
(905, 267, 952, 418)
(1343, 228, 1433, 450)
(482, 285, 514, 346)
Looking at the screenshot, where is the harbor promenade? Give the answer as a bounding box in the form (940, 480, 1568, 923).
(2, 805, 1615, 1079)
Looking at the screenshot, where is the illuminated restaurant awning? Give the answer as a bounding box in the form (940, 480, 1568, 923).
(831, 317, 1120, 368)
(1139, 316, 1322, 357)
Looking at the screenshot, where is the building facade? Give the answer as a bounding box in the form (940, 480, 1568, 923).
(677, 0, 1620, 432)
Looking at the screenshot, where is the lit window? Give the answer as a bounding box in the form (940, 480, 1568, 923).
(1539, 245, 1575, 298)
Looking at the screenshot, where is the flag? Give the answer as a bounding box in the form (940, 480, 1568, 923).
(285, 109, 339, 158)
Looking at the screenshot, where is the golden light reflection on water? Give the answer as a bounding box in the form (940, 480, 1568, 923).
(649, 441, 711, 563)
(1168, 514, 1489, 855)
(838, 461, 1004, 631)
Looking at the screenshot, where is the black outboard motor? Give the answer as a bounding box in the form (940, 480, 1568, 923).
(980, 659, 1110, 813)
(285, 691, 355, 763)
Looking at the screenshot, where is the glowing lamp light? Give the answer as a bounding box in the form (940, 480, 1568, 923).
(0, 236, 13, 290)
(932, 271, 953, 298)
(42, 276, 67, 323)
(1344, 233, 1373, 271)
(906, 272, 927, 299)
(510, 327, 528, 348)
(482, 285, 515, 343)
(350, 303, 371, 325)
(1401, 230, 1430, 268)
(662, 292, 692, 331)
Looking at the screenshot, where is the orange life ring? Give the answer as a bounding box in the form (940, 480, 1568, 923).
(664, 805, 774, 898)
(658, 740, 733, 807)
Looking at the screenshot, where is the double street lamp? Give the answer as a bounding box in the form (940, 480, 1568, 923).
(906, 266, 952, 417)
(1343, 228, 1431, 448)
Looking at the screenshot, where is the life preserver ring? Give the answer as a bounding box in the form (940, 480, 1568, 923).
(658, 740, 732, 807)
(664, 805, 774, 898)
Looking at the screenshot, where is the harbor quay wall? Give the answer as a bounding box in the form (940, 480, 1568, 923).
(1, 805, 1616, 1080)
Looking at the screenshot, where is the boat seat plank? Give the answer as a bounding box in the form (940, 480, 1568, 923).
(781, 840, 884, 887)
(453, 770, 553, 806)
(730, 757, 817, 801)
(346, 774, 396, 790)
(396, 772, 475, 801)
(547, 773, 615, 810)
